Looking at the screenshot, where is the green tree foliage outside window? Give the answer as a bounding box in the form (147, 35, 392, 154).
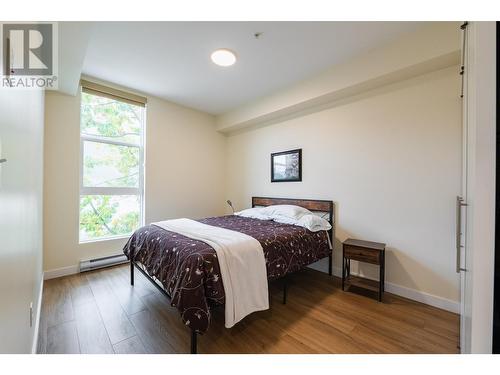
(79, 92, 143, 241)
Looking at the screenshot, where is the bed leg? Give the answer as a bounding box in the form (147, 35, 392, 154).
(328, 253, 333, 276)
(191, 330, 198, 354)
(130, 261, 135, 286)
(283, 278, 288, 305)
(130, 250, 135, 286)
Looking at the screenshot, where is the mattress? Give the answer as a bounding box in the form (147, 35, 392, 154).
(123, 215, 331, 334)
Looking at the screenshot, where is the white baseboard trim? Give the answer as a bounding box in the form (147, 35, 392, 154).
(384, 280, 459, 314)
(308, 259, 459, 314)
(31, 276, 44, 354)
(43, 265, 79, 280)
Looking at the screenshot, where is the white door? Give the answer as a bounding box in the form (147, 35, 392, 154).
(457, 20, 496, 354)
(458, 21, 470, 353)
(458, 21, 496, 354)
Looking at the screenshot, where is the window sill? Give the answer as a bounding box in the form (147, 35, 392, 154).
(79, 234, 132, 245)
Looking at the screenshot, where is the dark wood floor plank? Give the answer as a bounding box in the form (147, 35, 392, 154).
(266, 333, 319, 354)
(103, 267, 147, 316)
(37, 285, 49, 354)
(116, 265, 159, 297)
(74, 300, 114, 354)
(46, 321, 80, 354)
(277, 313, 365, 353)
(85, 270, 136, 344)
(68, 273, 94, 307)
(139, 292, 192, 350)
(44, 277, 74, 328)
(113, 335, 147, 354)
(210, 313, 285, 354)
(129, 310, 177, 354)
(349, 323, 412, 354)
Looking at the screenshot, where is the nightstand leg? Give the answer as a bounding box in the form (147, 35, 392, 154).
(379, 252, 384, 302)
(342, 245, 345, 291)
(382, 252, 385, 293)
(378, 274, 382, 301)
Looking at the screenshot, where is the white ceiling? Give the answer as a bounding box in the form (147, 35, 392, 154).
(82, 22, 427, 114)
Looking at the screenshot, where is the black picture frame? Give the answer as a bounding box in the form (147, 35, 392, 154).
(271, 149, 302, 182)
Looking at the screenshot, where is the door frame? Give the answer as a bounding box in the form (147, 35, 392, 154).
(493, 21, 500, 354)
(462, 21, 496, 353)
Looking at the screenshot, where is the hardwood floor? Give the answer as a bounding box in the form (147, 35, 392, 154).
(37, 265, 459, 354)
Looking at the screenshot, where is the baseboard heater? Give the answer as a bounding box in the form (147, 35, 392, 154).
(79, 254, 128, 272)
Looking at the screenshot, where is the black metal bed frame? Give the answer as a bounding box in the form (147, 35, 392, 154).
(130, 260, 200, 353)
(129, 196, 335, 354)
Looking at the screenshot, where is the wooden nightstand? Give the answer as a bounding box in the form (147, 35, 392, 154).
(342, 238, 386, 302)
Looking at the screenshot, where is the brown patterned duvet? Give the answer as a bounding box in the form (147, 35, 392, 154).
(123, 215, 331, 334)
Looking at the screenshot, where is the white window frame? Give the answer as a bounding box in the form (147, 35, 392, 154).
(79, 91, 145, 244)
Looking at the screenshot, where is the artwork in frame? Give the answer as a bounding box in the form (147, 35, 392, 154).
(271, 149, 302, 182)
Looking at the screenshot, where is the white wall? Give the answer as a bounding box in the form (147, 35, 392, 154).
(0, 89, 45, 353)
(145, 96, 226, 222)
(43, 85, 226, 274)
(225, 66, 462, 308)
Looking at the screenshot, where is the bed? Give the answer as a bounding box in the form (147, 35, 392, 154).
(123, 196, 334, 353)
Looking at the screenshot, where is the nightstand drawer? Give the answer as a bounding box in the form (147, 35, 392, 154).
(344, 246, 380, 264)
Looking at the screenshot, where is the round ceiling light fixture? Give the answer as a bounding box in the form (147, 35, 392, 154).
(211, 49, 237, 67)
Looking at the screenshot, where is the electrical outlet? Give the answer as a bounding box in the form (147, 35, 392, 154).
(29, 302, 33, 327)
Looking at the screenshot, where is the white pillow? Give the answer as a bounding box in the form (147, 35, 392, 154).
(296, 214, 332, 232)
(260, 205, 312, 220)
(234, 207, 271, 221)
(270, 214, 301, 226)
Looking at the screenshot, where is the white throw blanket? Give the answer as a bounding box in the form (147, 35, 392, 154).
(152, 218, 269, 328)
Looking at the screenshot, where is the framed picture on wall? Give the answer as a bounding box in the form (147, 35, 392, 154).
(271, 149, 302, 182)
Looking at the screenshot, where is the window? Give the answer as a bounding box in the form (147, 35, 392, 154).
(79, 81, 146, 242)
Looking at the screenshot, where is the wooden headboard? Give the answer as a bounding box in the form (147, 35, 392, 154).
(251, 196, 334, 229)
